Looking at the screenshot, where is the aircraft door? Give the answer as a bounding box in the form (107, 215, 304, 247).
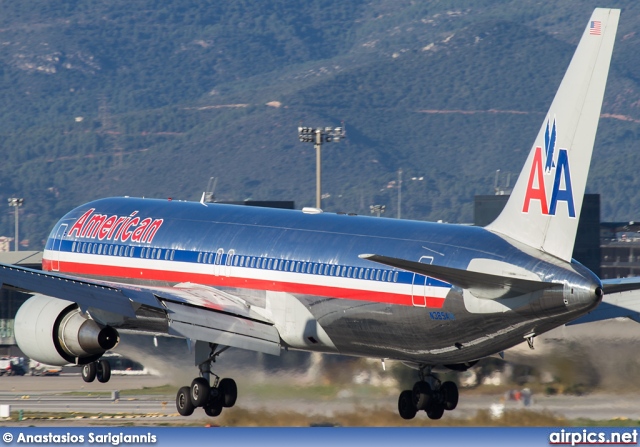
(213, 248, 224, 276)
(411, 256, 433, 307)
(224, 249, 234, 277)
(51, 224, 68, 272)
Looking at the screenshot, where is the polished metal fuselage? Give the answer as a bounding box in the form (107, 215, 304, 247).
(44, 198, 602, 365)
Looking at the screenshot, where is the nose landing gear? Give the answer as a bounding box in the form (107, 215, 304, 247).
(175, 342, 238, 417)
(397, 365, 459, 420)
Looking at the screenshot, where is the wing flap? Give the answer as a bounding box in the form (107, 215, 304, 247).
(163, 301, 281, 355)
(360, 253, 557, 299)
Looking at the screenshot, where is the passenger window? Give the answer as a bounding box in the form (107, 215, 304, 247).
(197, 252, 202, 263)
(268, 259, 273, 269)
(313, 264, 318, 274)
(382, 271, 387, 281)
(72, 242, 77, 252)
(376, 270, 381, 281)
(393, 272, 399, 282)
(330, 265, 336, 276)
(170, 250, 175, 260)
(347, 267, 353, 277)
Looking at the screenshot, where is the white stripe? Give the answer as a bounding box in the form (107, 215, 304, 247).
(46, 249, 450, 298)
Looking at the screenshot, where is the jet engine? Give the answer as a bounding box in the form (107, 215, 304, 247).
(14, 294, 119, 366)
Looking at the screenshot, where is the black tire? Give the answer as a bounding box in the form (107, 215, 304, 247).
(426, 402, 445, 420)
(176, 386, 195, 416)
(398, 390, 417, 420)
(441, 381, 458, 411)
(97, 359, 111, 383)
(82, 362, 96, 383)
(218, 378, 237, 408)
(190, 377, 210, 407)
(413, 381, 433, 411)
(204, 397, 223, 417)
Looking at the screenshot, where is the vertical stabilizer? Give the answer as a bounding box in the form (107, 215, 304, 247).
(486, 8, 619, 262)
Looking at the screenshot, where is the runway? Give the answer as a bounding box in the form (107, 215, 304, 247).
(1, 374, 640, 426)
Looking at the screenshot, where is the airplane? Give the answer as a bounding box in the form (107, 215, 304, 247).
(0, 8, 626, 420)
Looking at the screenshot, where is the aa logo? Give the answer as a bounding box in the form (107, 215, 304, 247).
(522, 119, 575, 218)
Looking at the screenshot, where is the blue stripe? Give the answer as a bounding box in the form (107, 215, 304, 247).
(53, 238, 451, 288)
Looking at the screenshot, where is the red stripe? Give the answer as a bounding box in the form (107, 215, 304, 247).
(43, 258, 447, 308)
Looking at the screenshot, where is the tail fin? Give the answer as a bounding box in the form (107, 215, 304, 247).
(486, 8, 619, 262)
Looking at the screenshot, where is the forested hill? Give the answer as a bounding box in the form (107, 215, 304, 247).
(1, 1, 640, 249)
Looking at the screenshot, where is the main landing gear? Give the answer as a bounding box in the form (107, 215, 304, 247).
(398, 366, 459, 420)
(81, 359, 112, 383)
(176, 343, 238, 417)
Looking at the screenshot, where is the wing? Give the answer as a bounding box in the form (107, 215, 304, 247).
(568, 278, 640, 325)
(0, 263, 281, 355)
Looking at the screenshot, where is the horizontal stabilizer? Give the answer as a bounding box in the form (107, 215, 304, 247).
(359, 254, 557, 299)
(602, 279, 640, 295)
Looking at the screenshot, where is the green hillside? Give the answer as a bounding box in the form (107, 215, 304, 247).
(0, 1, 639, 249)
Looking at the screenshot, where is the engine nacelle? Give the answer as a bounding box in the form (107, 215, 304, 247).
(14, 294, 119, 366)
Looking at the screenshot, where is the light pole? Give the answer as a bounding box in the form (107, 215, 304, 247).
(8, 198, 24, 251)
(370, 205, 386, 217)
(396, 171, 424, 219)
(397, 168, 402, 219)
(298, 125, 346, 209)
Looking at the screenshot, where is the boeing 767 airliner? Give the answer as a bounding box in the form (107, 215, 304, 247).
(1, 9, 631, 420)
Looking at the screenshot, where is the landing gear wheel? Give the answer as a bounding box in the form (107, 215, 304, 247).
(190, 377, 210, 407)
(176, 386, 195, 416)
(81, 362, 96, 383)
(398, 390, 417, 420)
(204, 396, 223, 417)
(96, 359, 111, 383)
(426, 402, 445, 420)
(441, 381, 459, 411)
(219, 378, 237, 408)
(413, 381, 433, 411)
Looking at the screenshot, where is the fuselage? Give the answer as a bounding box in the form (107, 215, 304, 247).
(42, 197, 601, 365)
